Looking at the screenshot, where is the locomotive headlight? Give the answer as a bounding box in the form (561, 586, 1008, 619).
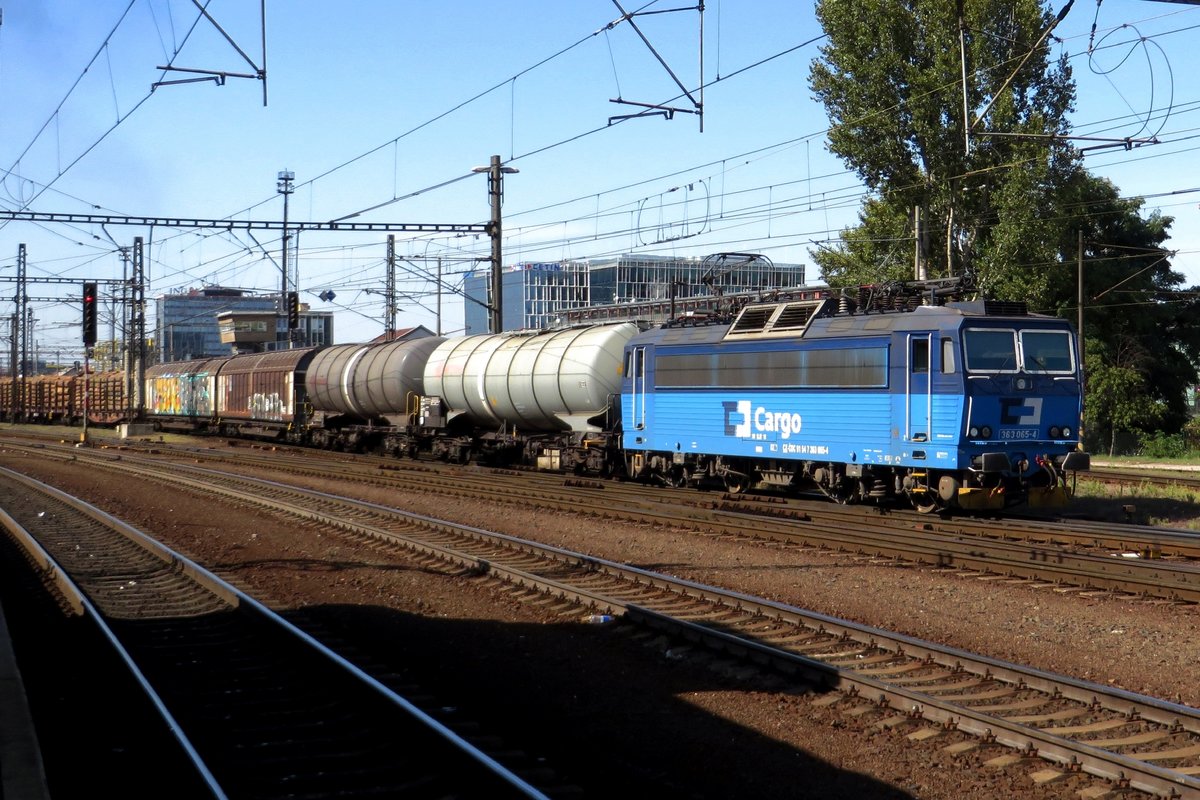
(969, 426, 980, 438)
(1016, 377, 1028, 390)
(1062, 426, 1072, 438)
(980, 426, 992, 438)
(1049, 426, 1061, 438)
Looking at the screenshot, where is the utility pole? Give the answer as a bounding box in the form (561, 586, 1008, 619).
(472, 155, 518, 334)
(118, 247, 130, 372)
(1077, 230, 1085, 448)
(131, 237, 146, 419)
(15, 243, 26, 420)
(386, 234, 397, 338)
(7, 314, 15, 421)
(277, 169, 294, 344)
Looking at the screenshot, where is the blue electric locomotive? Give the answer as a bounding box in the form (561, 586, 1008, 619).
(620, 285, 1090, 510)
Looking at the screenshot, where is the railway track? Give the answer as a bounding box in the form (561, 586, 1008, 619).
(41, 434, 1200, 604)
(4, 440, 1199, 797)
(0, 466, 554, 799)
(1089, 466, 1200, 494)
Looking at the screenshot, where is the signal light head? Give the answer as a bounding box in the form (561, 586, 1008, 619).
(82, 281, 98, 345)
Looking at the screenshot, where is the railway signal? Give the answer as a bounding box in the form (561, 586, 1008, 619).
(82, 282, 98, 345)
(287, 291, 300, 329)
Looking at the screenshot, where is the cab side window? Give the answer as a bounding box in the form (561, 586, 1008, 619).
(911, 338, 929, 373)
(941, 338, 956, 374)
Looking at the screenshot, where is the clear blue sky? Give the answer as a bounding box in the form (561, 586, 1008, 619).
(2, 0, 1199, 357)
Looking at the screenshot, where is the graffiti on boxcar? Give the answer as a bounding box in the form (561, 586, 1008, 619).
(248, 392, 286, 421)
(150, 375, 212, 416)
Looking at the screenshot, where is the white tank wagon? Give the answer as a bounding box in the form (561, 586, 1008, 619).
(422, 323, 640, 434)
(306, 336, 445, 424)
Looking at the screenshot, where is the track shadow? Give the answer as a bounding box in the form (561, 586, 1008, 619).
(292, 602, 919, 799)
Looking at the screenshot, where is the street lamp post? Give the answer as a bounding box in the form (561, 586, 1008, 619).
(472, 155, 518, 334)
(277, 169, 295, 344)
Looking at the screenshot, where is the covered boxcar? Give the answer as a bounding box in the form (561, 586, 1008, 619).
(215, 347, 320, 436)
(144, 357, 225, 430)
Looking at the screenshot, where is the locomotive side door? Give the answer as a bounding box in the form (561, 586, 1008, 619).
(629, 345, 647, 430)
(906, 333, 932, 442)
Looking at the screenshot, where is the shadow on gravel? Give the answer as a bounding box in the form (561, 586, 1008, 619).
(293, 602, 919, 800)
(1065, 494, 1200, 528)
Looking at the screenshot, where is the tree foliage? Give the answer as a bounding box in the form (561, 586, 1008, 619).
(808, 0, 1200, 437)
(1084, 344, 1164, 456)
(809, 0, 1076, 299)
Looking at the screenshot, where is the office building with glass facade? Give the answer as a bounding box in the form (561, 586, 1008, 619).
(154, 287, 334, 363)
(463, 254, 806, 333)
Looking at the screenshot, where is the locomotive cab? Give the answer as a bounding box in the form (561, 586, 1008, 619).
(951, 319, 1090, 507)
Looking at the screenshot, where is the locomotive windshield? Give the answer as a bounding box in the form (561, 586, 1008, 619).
(1019, 330, 1074, 373)
(964, 328, 1075, 374)
(964, 329, 1017, 372)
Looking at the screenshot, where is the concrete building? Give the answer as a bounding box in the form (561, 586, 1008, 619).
(463, 253, 806, 333)
(154, 287, 334, 363)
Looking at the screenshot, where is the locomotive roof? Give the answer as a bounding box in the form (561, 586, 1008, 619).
(633, 298, 1067, 347)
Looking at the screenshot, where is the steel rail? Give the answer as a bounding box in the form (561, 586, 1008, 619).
(0, 467, 552, 800)
(10, 436, 1200, 603)
(20, 446, 1199, 797)
(0, 476, 228, 798)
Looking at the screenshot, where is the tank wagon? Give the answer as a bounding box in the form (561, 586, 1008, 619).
(141, 322, 640, 474)
(620, 282, 1089, 510)
(305, 336, 444, 453)
(420, 323, 638, 468)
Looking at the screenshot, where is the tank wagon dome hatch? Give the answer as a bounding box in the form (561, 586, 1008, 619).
(423, 322, 642, 433)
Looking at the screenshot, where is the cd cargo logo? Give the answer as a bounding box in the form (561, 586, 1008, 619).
(722, 400, 803, 440)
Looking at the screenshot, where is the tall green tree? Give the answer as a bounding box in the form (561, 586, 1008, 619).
(1053, 172, 1200, 437)
(808, 0, 1200, 440)
(809, 0, 1076, 300)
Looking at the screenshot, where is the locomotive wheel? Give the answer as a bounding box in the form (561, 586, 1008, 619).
(663, 467, 689, 488)
(907, 491, 939, 514)
(724, 474, 748, 494)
